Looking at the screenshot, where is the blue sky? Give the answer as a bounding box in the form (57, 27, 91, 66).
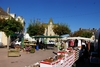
(0, 0, 100, 32)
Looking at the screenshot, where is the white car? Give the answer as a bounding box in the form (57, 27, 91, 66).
(47, 40, 55, 44)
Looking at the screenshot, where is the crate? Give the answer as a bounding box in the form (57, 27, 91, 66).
(8, 49, 20, 57)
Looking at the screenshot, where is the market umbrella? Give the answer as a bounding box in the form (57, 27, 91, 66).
(33, 35, 62, 38)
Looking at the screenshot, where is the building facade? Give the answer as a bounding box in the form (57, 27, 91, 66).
(43, 18, 58, 41)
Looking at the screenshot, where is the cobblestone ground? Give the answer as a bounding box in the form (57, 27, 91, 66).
(0, 47, 57, 67)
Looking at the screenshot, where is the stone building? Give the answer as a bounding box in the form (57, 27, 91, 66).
(42, 18, 59, 41)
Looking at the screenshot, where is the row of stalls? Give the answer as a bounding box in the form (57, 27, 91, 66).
(9, 33, 62, 54)
(25, 32, 100, 67)
(62, 28, 100, 64)
(62, 36, 100, 64)
(24, 34, 79, 67)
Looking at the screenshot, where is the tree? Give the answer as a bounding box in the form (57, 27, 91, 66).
(0, 18, 23, 37)
(27, 20, 45, 36)
(0, 18, 5, 31)
(69, 32, 74, 37)
(72, 30, 93, 38)
(72, 30, 84, 37)
(53, 23, 71, 36)
(80, 31, 93, 38)
(0, 18, 23, 49)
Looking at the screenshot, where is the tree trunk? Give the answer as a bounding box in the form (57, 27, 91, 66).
(7, 36, 10, 50)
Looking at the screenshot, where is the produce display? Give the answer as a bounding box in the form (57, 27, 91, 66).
(43, 57, 55, 63)
(40, 48, 77, 67)
(41, 54, 65, 63)
(26, 48, 79, 67)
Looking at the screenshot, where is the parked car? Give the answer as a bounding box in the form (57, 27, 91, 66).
(47, 40, 55, 45)
(47, 40, 55, 47)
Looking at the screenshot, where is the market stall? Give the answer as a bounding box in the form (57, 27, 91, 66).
(24, 40, 36, 53)
(39, 47, 78, 67)
(25, 47, 79, 67)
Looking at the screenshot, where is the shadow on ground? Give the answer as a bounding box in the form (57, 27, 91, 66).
(76, 57, 100, 67)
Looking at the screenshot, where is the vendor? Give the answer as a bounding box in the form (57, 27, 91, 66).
(59, 43, 64, 51)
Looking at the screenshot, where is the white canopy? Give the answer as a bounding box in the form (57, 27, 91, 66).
(24, 33, 30, 39)
(24, 33, 36, 42)
(28, 38, 36, 42)
(65, 37, 94, 42)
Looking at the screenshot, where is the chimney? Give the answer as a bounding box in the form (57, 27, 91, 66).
(79, 28, 82, 30)
(7, 7, 10, 14)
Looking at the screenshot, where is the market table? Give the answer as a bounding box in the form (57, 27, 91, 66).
(25, 47, 80, 67)
(40, 49, 76, 67)
(24, 41, 36, 53)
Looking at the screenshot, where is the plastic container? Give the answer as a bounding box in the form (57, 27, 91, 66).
(36, 45, 39, 50)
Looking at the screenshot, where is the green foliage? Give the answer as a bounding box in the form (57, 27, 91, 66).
(80, 31, 93, 38)
(0, 18, 23, 37)
(0, 18, 5, 31)
(72, 30, 93, 38)
(53, 23, 71, 35)
(27, 20, 45, 36)
(72, 30, 83, 37)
